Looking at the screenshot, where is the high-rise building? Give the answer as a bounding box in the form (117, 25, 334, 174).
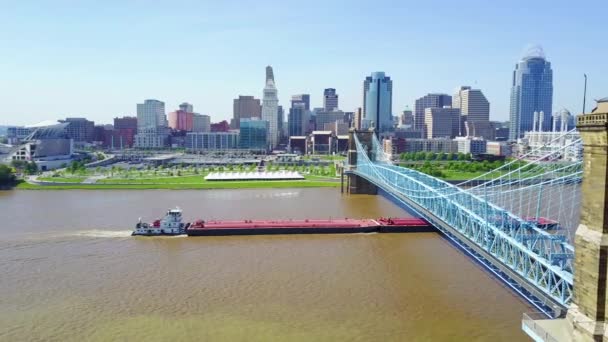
(509, 45, 553, 140)
(291, 94, 310, 111)
(179, 102, 193, 113)
(424, 107, 460, 139)
(134, 99, 169, 148)
(414, 94, 452, 133)
(278, 105, 284, 142)
(168, 110, 194, 131)
(239, 118, 268, 151)
(136, 99, 166, 130)
(363, 72, 393, 136)
(400, 108, 414, 126)
(60, 118, 95, 142)
(288, 102, 308, 137)
(353, 107, 362, 130)
(453, 86, 491, 138)
(323, 88, 339, 111)
(262, 66, 279, 148)
(232, 95, 262, 129)
(316, 110, 345, 130)
(192, 114, 210, 132)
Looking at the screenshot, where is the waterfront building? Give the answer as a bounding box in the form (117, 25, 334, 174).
(192, 114, 211, 132)
(289, 136, 308, 154)
(9, 122, 74, 170)
(291, 94, 310, 111)
(232, 95, 262, 129)
(400, 138, 459, 153)
(414, 93, 452, 133)
(323, 88, 339, 111)
(185, 131, 239, 151)
(60, 117, 95, 143)
(486, 141, 511, 156)
(509, 45, 553, 140)
(363, 72, 393, 135)
(455, 137, 487, 155)
(262, 66, 279, 148)
(239, 118, 268, 151)
(311, 131, 333, 154)
(424, 107, 460, 139)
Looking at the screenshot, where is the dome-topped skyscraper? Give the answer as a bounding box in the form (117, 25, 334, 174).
(508, 45, 553, 140)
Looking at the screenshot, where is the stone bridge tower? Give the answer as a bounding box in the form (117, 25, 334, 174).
(567, 98, 608, 341)
(344, 128, 377, 194)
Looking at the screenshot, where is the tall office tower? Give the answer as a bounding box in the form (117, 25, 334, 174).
(278, 105, 284, 141)
(400, 108, 414, 126)
(261, 65, 279, 148)
(179, 102, 193, 113)
(291, 94, 310, 111)
(453, 86, 491, 138)
(232, 95, 262, 129)
(136, 99, 166, 129)
(509, 45, 553, 140)
(288, 102, 308, 137)
(414, 94, 452, 132)
(135, 99, 169, 148)
(323, 88, 339, 111)
(424, 107, 461, 139)
(353, 107, 362, 129)
(363, 72, 393, 136)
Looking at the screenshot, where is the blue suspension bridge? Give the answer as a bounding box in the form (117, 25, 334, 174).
(344, 130, 582, 318)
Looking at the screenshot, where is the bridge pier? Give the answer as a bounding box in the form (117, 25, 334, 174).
(346, 128, 378, 195)
(347, 173, 377, 194)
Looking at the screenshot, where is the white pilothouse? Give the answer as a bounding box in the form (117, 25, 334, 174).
(132, 208, 188, 236)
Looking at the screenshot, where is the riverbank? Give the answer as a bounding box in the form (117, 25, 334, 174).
(16, 179, 341, 190)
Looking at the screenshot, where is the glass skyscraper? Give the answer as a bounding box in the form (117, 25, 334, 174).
(363, 72, 393, 136)
(508, 46, 553, 140)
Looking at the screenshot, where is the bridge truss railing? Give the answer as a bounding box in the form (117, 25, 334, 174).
(354, 134, 575, 308)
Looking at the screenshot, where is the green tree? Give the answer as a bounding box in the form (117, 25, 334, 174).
(0, 164, 16, 186)
(437, 152, 446, 161)
(425, 152, 435, 161)
(447, 152, 455, 161)
(457, 152, 466, 161)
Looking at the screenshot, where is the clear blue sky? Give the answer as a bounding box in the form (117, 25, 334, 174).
(1, 0, 606, 126)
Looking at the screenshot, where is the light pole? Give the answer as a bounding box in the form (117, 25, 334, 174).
(583, 74, 588, 114)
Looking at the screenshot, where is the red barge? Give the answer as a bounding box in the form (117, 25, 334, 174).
(187, 217, 433, 236)
(133, 208, 433, 236)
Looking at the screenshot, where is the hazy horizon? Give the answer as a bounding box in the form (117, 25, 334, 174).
(1, 0, 607, 126)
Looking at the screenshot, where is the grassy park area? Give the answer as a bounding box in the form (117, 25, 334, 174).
(20, 162, 341, 190)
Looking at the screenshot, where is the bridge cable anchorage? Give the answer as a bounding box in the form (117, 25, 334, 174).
(351, 132, 579, 309)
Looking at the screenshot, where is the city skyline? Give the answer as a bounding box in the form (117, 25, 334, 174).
(1, 1, 607, 126)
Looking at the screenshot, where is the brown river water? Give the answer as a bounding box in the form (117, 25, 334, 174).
(0, 189, 532, 341)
